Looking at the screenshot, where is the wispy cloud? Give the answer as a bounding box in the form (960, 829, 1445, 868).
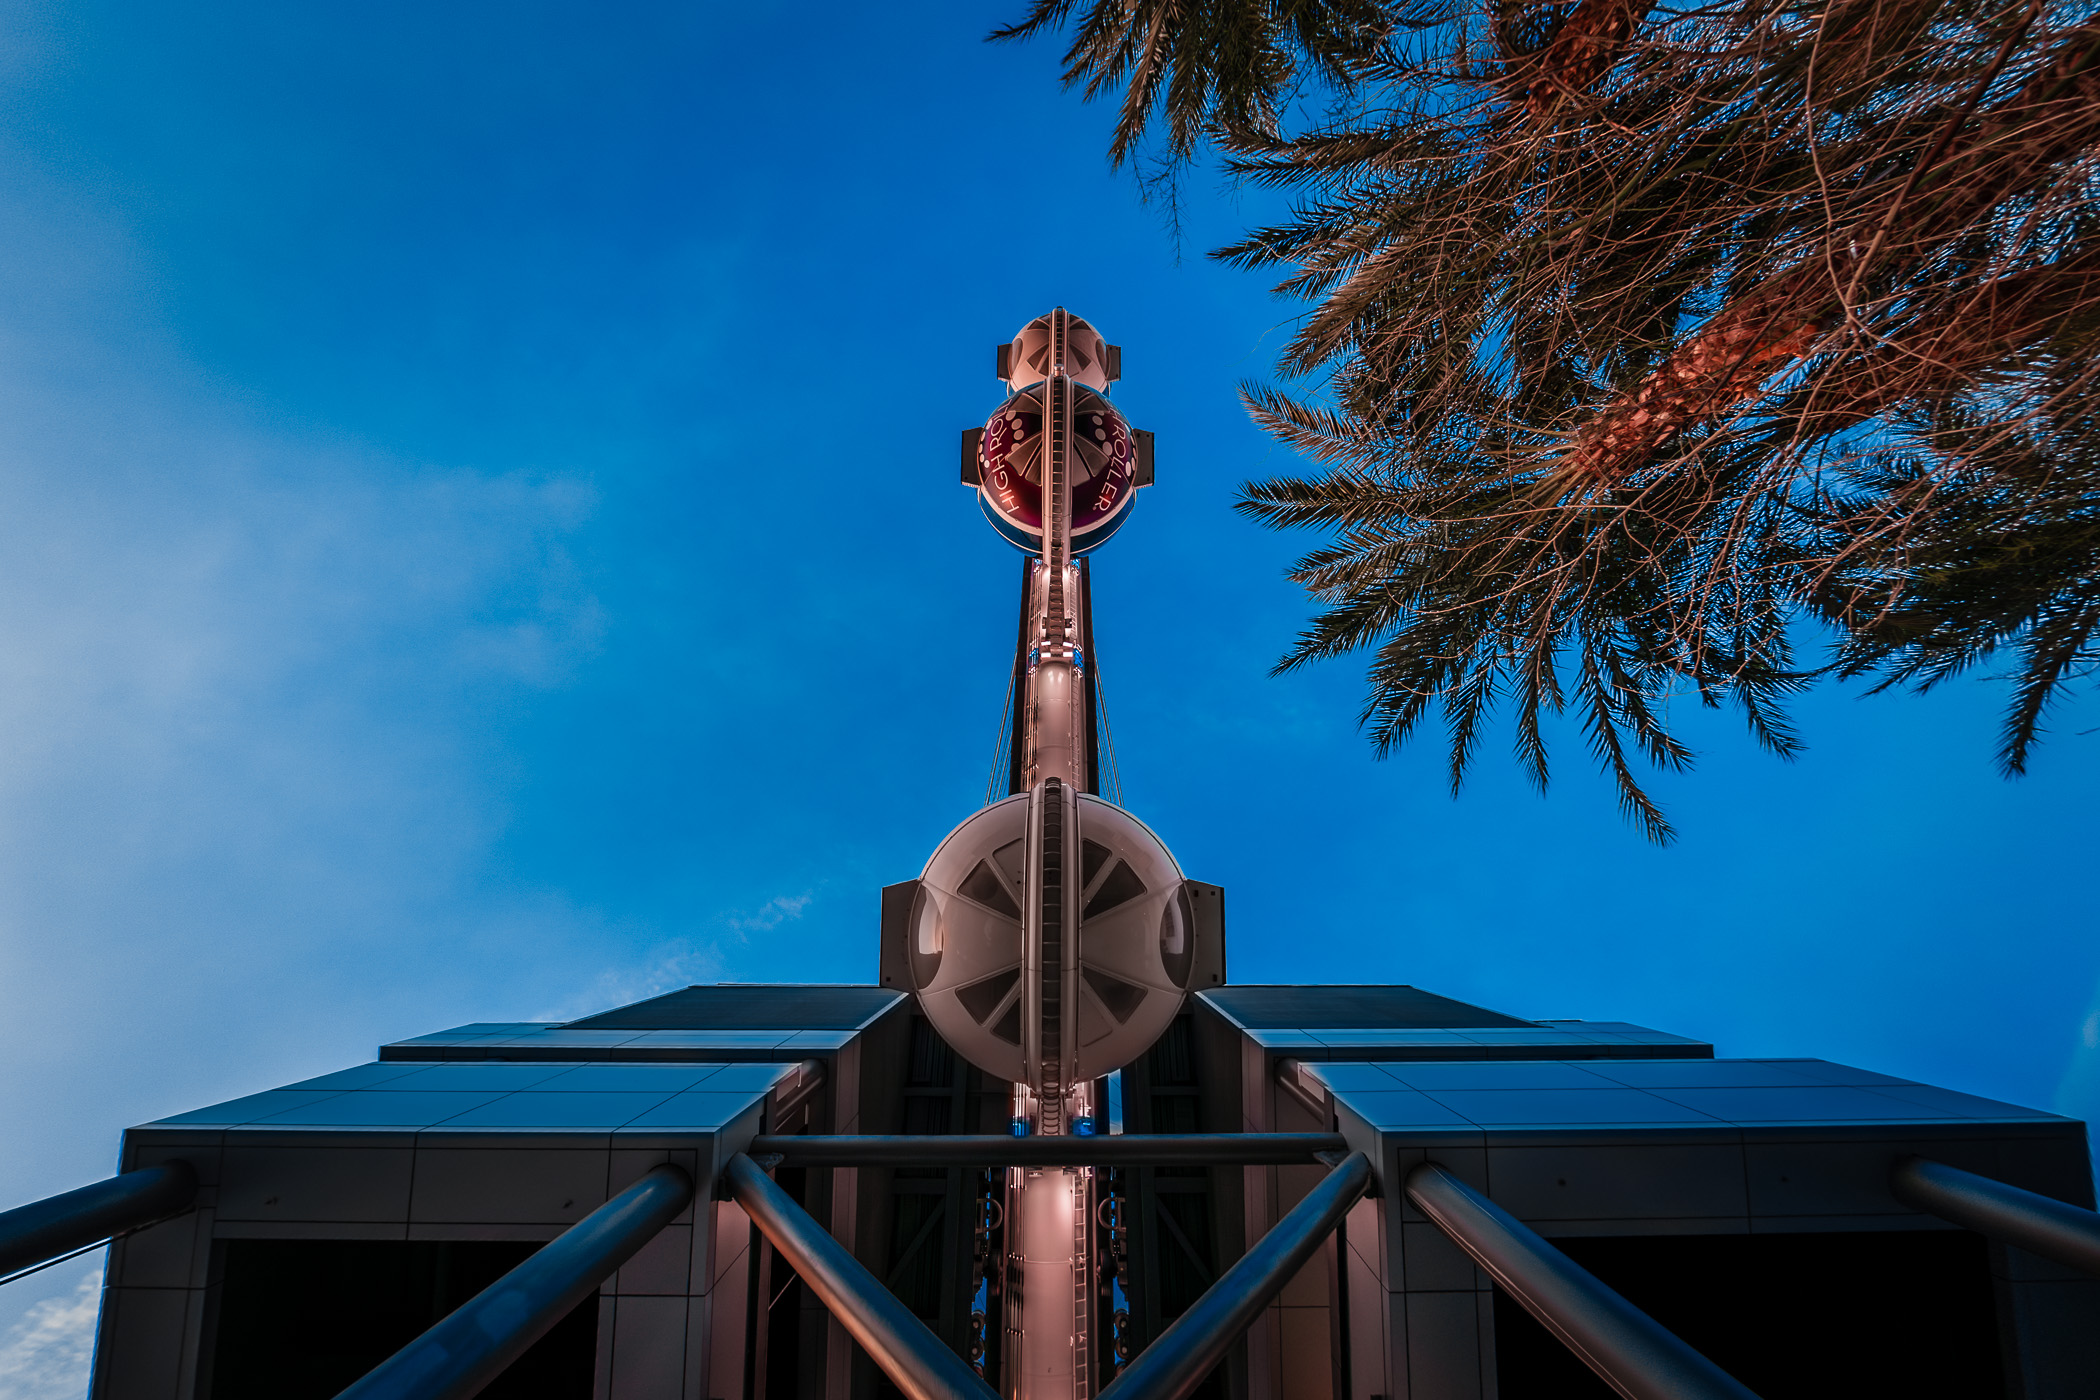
(726, 892, 813, 937)
(0, 1268, 101, 1400)
(0, 161, 619, 1352)
(550, 891, 815, 1018)
(549, 891, 815, 1019)
(539, 926, 734, 1022)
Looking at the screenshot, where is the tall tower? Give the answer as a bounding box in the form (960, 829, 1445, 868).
(901, 309, 1215, 1398)
(43, 305, 2096, 1400)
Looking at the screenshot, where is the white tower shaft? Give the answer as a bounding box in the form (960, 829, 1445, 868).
(1008, 307, 1097, 1400)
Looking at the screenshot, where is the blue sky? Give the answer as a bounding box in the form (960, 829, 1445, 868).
(0, 0, 2095, 1379)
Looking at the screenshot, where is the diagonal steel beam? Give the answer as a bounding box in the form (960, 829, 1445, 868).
(335, 1163, 692, 1400)
(1405, 1163, 1759, 1400)
(1098, 1151, 1373, 1400)
(722, 1154, 998, 1400)
(1893, 1156, 2100, 1277)
(0, 1161, 197, 1281)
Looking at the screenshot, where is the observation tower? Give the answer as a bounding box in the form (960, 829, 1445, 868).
(5, 310, 2099, 1400)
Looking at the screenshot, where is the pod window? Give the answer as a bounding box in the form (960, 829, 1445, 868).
(959, 860, 1021, 919)
(1083, 861, 1146, 919)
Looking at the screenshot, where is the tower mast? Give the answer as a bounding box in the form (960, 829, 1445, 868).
(916, 307, 1186, 1398)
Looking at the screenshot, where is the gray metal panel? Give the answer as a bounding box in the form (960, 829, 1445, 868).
(1185, 879, 1225, 988)
(1403, 1290, 1488, 1400)
(1486, 1143, 1749, 1225)
(532, 1064, 730, 1093)
(93, 1047, 810, 1400)
(607, 1293, 690, 1400)
(878, 880, 918, 992)
(1308, 1048, 2098, 1400)
(140, 1059, 794, 1142)
(216, 1146, 413, 1223)
(410, 1147, 611, 1225)
(1316, 1057, 2079, 1154)
(91, 1286, 193, 1400)
(1248, 1021, 1717, 1063)
(612, 1222, 694, 1295)
(1200, 986, 1536, 1031)
(107, 1209, 214, 1290)
(380, 1023, 872, 1064)
(566, 984, 905, 1031)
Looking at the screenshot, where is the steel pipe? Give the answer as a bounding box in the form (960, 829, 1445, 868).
(1097, 1151, 1373, 1400)
(1405, 1163, 1759, 1400)
(334, 1163, 692, 1400)
(0, 1161, 198, 1279)
(1892, 1156, 2100, 1276)
(745, 1132, 1346, 1168)
(723, 1153, 996, 1400)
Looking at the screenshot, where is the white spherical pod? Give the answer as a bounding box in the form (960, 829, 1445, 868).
(1003, 312, 1114, 392)
(1067, 794, 1193, 1080)
(910, 795, 1031, 1082)
(909, 789, 1192, 1085)
(975, 382, 1139, 556)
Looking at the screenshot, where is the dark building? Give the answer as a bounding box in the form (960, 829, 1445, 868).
(85, 978, 2100, 1400)
(20, 310, 2097, 1400)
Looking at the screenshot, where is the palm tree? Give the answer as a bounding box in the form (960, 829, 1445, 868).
(991, 0, 1394, 167)
(1004, 0, 2100, 840)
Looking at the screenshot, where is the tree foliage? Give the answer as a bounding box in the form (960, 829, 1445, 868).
(991, 0, 1394, 166)
(1006, 0, 2100, 839)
